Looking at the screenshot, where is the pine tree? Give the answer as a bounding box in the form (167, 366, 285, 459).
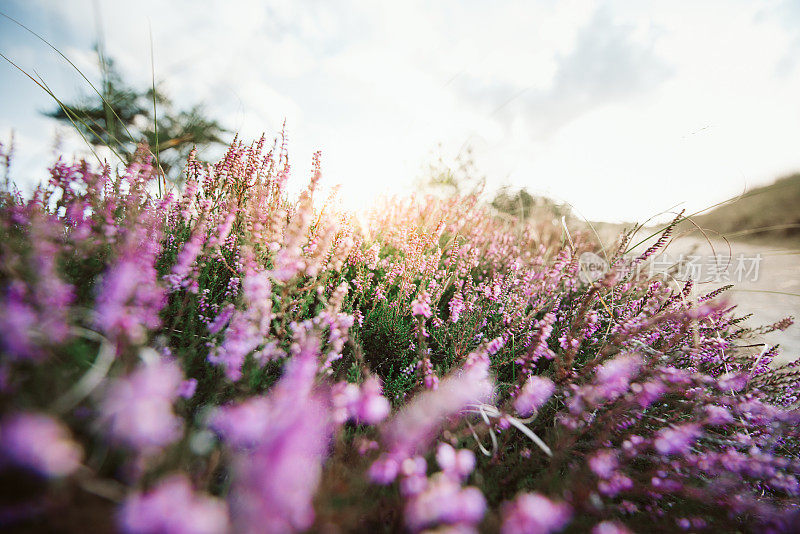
(44, 49, 227, 181)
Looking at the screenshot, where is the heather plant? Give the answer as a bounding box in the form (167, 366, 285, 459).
(0, 133, 798, 533)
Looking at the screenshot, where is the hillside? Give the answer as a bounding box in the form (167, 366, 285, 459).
(681, 173, 800, 244)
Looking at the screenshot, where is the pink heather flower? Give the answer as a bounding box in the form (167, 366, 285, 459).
(210, 397, 273, 448)
(589, 353, 643, 402)
(0, 288, 38, 360)
(449, 292, 465, 322)
(632, 380, 666, 409)
(207, 211, 237, 249)
(369, 455, 400, 484)
(514, 376, 556, 417)
(404, 474, 486, 533)
(177, 379, 197, 399)
(411, 290, 433, 319)
(94, 230, 166, 344)
(208, 270, 274, 380)
(0, 241, 74, 360)
(207, 304, 235, 335)
(331, 377, 391, 426)
(704, 404, 734, 426)
(270, 246, 305, 282)
(213, 343, 331, 534)
(331, 381, 361, 424)
(436, 443, 476, 481)
(486, 336, 505, 355)
(227, 396, 330, 534)
(0, 412, 82, 477)
(424, 372, 440, 390)
(436, 443, 458, 472)
(379, 361, 494, 468)
(399, 456, 429, 497)
(454, 450, 476, 478)
(596, 353, 642, 389)
(356, 438, 379, 456)
(400, 456, 428, 479)
(654, 424, 701, 456)
(400, 473, 428, 498)
(501, 493, 572, 534)
(253, 340, 285, 364)
(207, 313, 258, 380)
(592, 521, 633, 534)
(241, 271, 273, 333)
(589, 451, 619, 479)
(118, 474, 229, 534)
(100, 359, 184, 452)
(356, 377, 391, 424)
(165, 225, 206, 291)
(717, 373, 748, 392)
(321, 312, 355, 369)
(598, 473, 634, 497)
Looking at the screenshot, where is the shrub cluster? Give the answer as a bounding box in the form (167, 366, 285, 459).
(0, 134, 798, 533)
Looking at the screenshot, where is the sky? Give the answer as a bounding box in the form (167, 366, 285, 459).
(1, 0, 800, 222)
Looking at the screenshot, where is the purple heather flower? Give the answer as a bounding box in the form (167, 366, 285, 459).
(213, 342, 332, 534)
(404, 474, 486, 533)
(501, 492, 572, 534)
(208, 270, 274, 380)
(369, 455, 400, 484)
(0, 259, 73, 360)
(178, 379, 197, 399)
(207, 304, 235, 335)
(423, 372, 440, 390)
(717, 372, 748, 392)
(399, 456, 429, 497)
(331, 376, 391, 426)
(210, 397, 274, 449)
(331, 381, 361, 424)
(598, 473, 634, 497)
(631, 380, 666, 409)
(0, 288, 38, 360)
(227, 397, 330, 534)
(377, 361, 494, 473)
(253, 340, 285, 364)
(207, 313, 259, 381)
(0, 412, 82, 477)
(592, 521, 633, 534)
(486, 336, 505, 355)
(100, 359, 184, 452)
(449, 292, 465, 322)
(355, 377, 391, 425)
(118, 474, 229, 534)
(654, 424, 701, 456)
(400, 473, 428, 498)
(436, 443, 476, 481)
(94, 221, 165, 344)
(594, 353, 642, 397)
(514, 376, 555, 417)
(704, 404, 734, 426)
(165, 225, 206, 291)
(589, 451, 619, 479)
(207, 211, 237, 249)
(411, 290, 433, 318)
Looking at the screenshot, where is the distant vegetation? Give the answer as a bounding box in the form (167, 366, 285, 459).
(681, 173, 800, 244)
(491, 187, 572, 226)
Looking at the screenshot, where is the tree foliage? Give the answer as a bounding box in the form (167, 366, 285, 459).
(44, 50, 227, 180)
